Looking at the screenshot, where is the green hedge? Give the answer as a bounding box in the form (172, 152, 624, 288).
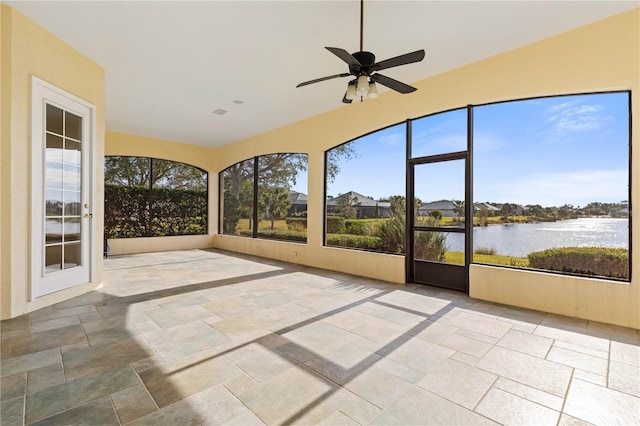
(239, 229, 307, 242)
(326, 234, 383, 251)
(528, 247, 628, 280)
(105, 184, 207, 238)
(326, 216, 346, 234)
(345, 220, 369, 235)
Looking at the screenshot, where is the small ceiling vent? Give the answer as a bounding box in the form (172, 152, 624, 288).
(212, 108, 228, 115)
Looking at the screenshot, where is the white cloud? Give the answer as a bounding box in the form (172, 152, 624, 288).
(377, 131, 404, 147)
(487, 169, 628, 207)
(545, 101, 610, 135)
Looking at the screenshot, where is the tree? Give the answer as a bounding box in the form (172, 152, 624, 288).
(105, 156, 206, 190)
(335, 193, 358, 219)
(528, 204, 544, 218)
(429, 209, 443, 221)
(326, 142, 359, 184)
(500, 203, 513, 220)
(259, 187, 290, 230)
(452, 200, 465, 222)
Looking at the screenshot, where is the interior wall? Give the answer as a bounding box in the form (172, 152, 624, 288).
(213, 9, 639, 328)
(0, 6, 105, 319)
(104, 131, 217, 255)
(4, 6, 636, 327)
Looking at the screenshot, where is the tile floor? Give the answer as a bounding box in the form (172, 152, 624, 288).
(1, 249, 639, 425)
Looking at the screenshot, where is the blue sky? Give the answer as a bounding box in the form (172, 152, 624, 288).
(299, 92, 629, 207)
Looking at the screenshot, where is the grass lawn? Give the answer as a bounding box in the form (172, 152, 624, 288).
(445, 251, 529, 267)
(237, 218, 290, 231)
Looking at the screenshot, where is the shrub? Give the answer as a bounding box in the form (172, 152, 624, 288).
(528, 247, 628, 280)
(474, 246, 497, 255)
(326, 216, 346, 234)
(375, 199, 446, 259)
(105, 184, 207, 238)
(345, 220, 370, 235)
(429, 210, 443, 221)
(286, 217, 307, 229)
(287, 221, 307, 232)
(413, 226, 447, 262)
(326, 234, 383, 251)
(239, 229, 307, 243)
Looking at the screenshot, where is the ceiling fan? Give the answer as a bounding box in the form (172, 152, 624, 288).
(296, 0, 425, 103)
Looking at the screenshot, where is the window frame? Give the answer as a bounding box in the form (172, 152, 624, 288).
(322, 90, 632, 282)
(104, 155, 209, 238)
(218, 153, 308, 243)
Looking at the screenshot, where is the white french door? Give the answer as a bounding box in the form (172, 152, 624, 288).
(31, 77, 94, 299)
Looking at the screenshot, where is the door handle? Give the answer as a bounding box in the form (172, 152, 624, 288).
(83, 213, 93, 219)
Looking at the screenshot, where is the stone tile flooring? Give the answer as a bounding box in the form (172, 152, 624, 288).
(1, 249, 639, 425)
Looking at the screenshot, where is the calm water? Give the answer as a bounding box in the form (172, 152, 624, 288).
(445, 218, 629, 257)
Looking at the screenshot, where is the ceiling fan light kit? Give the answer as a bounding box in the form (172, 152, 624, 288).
(296, 0, 425, 104)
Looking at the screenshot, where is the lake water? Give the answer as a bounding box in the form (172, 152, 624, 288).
(445, 218, 629, 257)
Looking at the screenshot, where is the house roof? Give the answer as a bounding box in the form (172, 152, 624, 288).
(289, 191, 308, 205)
(327, 191, 390, 208)
(6, 1, 636, 148)
(419, 200, 456, 210)
(475, 202, 500, 211)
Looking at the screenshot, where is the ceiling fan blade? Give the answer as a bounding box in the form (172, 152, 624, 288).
(342, 93, 353, 104)
(325, 47, 362, 68)
(372, 49, 425, 72)
(296, 73, 351, 88)
(371, 73, 417, 94)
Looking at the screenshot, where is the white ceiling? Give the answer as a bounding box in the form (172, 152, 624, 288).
(8, 1, 638, 148)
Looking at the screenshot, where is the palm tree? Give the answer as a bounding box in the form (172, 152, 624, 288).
(452, 200, 465, 223)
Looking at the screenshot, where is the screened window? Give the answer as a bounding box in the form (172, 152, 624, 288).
(104, 156, 207, 238)
(473, 93, 630, 281)
(325, 123, 406, 253)
(220, 154, 308, 242)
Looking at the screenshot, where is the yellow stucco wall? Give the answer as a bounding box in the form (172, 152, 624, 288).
(4, 6, 638, 328)
(0, 6, 105, 319)
(104, 131, 217, 255)
(213, 8, 640, 328)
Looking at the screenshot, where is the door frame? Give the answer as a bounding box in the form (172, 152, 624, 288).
(405, 108, 473, 293)
(31, 76, 96, 300)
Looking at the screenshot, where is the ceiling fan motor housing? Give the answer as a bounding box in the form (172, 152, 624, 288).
(351, 51, 376, 75)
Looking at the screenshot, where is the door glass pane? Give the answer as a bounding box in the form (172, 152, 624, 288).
(411, 109, 467, 158)
(44, 103, 83, 274)
(45, 245, 62, 272)
(45, 218, 63, 244)
(46, 104, 63, 135)
(63, 164, 81, 192)
(65, 111, 82, 140)
(414, 230, 464, 265)
(64, 243, 81, 268)
(64, 191, 81, 215)
(46, 190, 63, 216)
(414, 160, 465, 228)
(64, 218, 81, 242)
(64, 140, 82, 166)
(46, 133, 63, 150)
(45, 162, 63, 191)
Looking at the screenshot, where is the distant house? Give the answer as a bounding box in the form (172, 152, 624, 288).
(474, 202, 500, 214)
(610, 209, 629, 218)
(326, 191, 392, 218)
(418, 200, 457, 217)
(494, 203, 526, 216)
(288, 190, 308, 216)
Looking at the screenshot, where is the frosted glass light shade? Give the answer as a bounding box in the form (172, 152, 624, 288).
(357, 75, 369, 93)
(346, 83, 358, 100)
(368, 82, 379, 99)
